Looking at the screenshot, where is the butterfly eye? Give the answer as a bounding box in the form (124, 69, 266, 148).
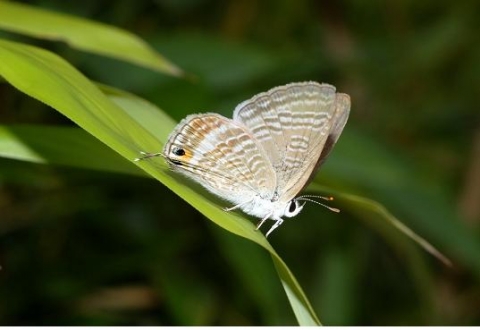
(173, 147, 186, 156)
(284, 199, 303, 218)
(289, 201, 297, 213)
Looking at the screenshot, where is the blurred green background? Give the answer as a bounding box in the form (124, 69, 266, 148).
(1, 0, 480, 325)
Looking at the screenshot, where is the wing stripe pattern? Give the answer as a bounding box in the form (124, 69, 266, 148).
(233, 82, 346, 202)
(163, 114, 276, 202)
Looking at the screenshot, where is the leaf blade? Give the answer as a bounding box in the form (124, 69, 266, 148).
(0, 1, 183, 76)
(0, 38, 320, 326)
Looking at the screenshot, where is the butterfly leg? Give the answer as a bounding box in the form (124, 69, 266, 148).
(223, 199, 252, 212)
(265, 218, 284, 237)
(255, 213, 272, 231)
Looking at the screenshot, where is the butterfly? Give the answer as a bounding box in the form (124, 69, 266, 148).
(136, 82, 350, 237)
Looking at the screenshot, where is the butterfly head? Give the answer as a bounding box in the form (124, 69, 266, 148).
(283, 199, 305, 218)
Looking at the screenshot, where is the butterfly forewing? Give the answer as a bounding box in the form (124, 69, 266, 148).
(314, 93, 350, 169)
(233, 82, 348, 201)
(163, 114, 277, 204)
(295, 92, 351, 194)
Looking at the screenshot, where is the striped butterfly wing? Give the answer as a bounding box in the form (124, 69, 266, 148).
(233, 82, 350, 202)
(163, 113, 277, 204)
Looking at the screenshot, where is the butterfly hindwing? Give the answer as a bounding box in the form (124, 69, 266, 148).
(163, 114, 277, 205)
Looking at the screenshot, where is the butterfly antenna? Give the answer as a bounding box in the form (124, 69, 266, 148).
(296, 195, 340, 213)
(134, 151, 164, 162)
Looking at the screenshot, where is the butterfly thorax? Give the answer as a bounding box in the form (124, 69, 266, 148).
(238, 194, 304, 221)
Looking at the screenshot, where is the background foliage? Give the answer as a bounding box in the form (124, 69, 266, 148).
(1, 0, 479, 325)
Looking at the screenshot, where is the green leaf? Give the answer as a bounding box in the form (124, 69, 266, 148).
(0, 125, 143, 176)
(336, 189, 452, 267)
(320, 128, 480, 278)
(0, 1, 183, 77)
(0, 39, 320, 325)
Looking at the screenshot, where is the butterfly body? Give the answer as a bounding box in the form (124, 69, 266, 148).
(160, 82, 350, 236)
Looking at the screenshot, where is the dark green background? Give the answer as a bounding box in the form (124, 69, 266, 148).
(1, 0, 479, 325)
